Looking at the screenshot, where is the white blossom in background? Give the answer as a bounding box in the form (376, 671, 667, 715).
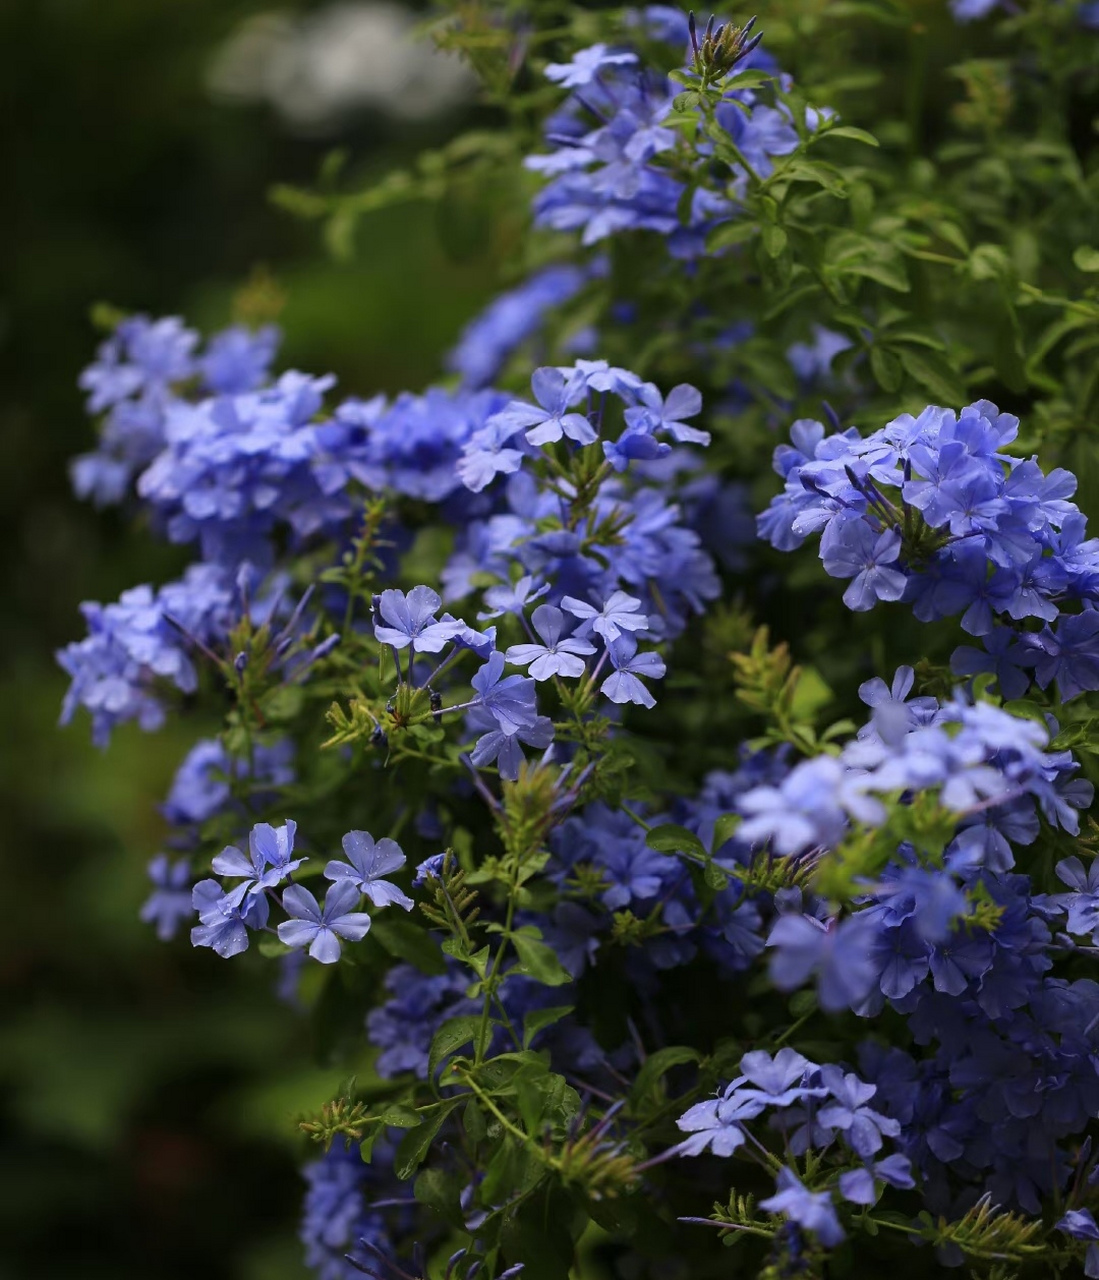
(207, 2, 476, 129)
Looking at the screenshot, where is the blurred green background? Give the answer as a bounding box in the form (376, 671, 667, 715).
(0, 2, 501, 1274)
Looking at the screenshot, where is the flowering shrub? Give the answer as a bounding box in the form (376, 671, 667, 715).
(60, 3, 1099, 1278)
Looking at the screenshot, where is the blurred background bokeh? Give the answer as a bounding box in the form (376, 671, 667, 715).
(0, 3, 502, 1274)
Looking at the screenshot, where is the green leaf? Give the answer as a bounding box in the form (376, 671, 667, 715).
(414, 1166, 464, 1227)
(378, 1103, 422, 1129)
(1074, 246, 1099, 273)
(779, 159, 847, 197)
(260, 684, 305, 722)
(463, 1097, 487, 1144)
(394, 1100, 457, 1179)
(823, 124, 880, 146)
(369, 916, 447, 975)
(632, 1045, 702, 1099)
(706, 219, 758, 252)
(711, 813, 740, 853)
(427, 1015, 486, 1084)
(761, 223, 788, 258)
(826, 231, 909, 292)
(870, 346, 903, 392)
(722, 70, 773, 93)
(511, 931, 573, 987)
(522, 1005, 575, 1049)
(898, 349, 966, 407)
(646, 824, 707, 860)
(703, 861, 730, 890)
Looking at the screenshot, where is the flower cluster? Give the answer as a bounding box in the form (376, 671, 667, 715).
(526, 32, 803, 257)
(60, 6, 1099, 1278)
(760, 402, 1099, 701)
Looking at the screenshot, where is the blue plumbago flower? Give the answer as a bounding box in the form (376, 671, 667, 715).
(446, 265, 587, 389)
(760, 1168, 845, 1247)
(602, 422, 672, 472)
(838, 1154, 914, 1205)
(737, 688, 1092, 863)
(79, 315, 198, 414)
(491, 366, 597, 447)
(277, 882, 373, 964)
(478, 575, 549, 621)
(1057, 1209, 1099, 1279)
(1054, 857, 1099, 939)
(300, 1143, 393, 1280)
(624, 382, 709, 446)
(820, 518, 906, 612)
(600, 634, 666, 707)
(505, 604, 596, 680)
(324, 831, 413, 910)
(761, 400, 1099, 700)
(735, 1049, 828, 1107)
(471, 651, 542, 735)
(817, 1066, 900, 1158)
(1030, 610, 1099, 702)
(199, 324, 280, 394)
(562, 590, 649, 643)
(412, 853, 446, 888)
(139, 855, 193, 940)
(366, 964, 478, 1077)
(544, 43, 638, 88)
(857, 666, 937, 740)
(767, 913, 879, 1012)
(675, 1088, 768, 1157)
(951, 625, 1036, 700)
(191, 877, 269, 958)
(527, 34, 805, 257)
(57, 564, 236, 746)
(212, 820, 304, 907)
(162, 736, 294, 827)
(372, 586, 462, 655)
(468, 703, 555, 782)
(787, 325, 852, 383)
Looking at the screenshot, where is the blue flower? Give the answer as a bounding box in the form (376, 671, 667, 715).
(505, 604, 596, 680)
(199, 324, 279, 394)
(212, 820, 304, 906)
(760, 1167, 845, 1247)
(139, 855, 193, 940)
(735, 1048, 828, 1106)
(820, 518, 907, 612)
(600, 634, 666, 707)
(624, 382, 709, 445)
(490, 366, 596, 448)
(838, 1154, 914, 1205)
(372, 585, 462, 654)
(544, 44, 638, 88)
(191, 878, 269, 958)
(471, 651, 542, 734)
(817, 1065, 900, 1158)
(1031, 611, 1099, 702)
(1054, 856, 1099, 939)
(277, 882, 373, 964)
(1056, 1209, 1099, 1279)
(478, 575, 549, 620)
(561, 590, 649, 642)
(366, 964, 477, 1077)
(676, 1089, 768, 1157)
(468, 704, 555, 782)
(767, 913, 878, 1012)
(412, 853, 446, 888)
(324, 831, 413, 910)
